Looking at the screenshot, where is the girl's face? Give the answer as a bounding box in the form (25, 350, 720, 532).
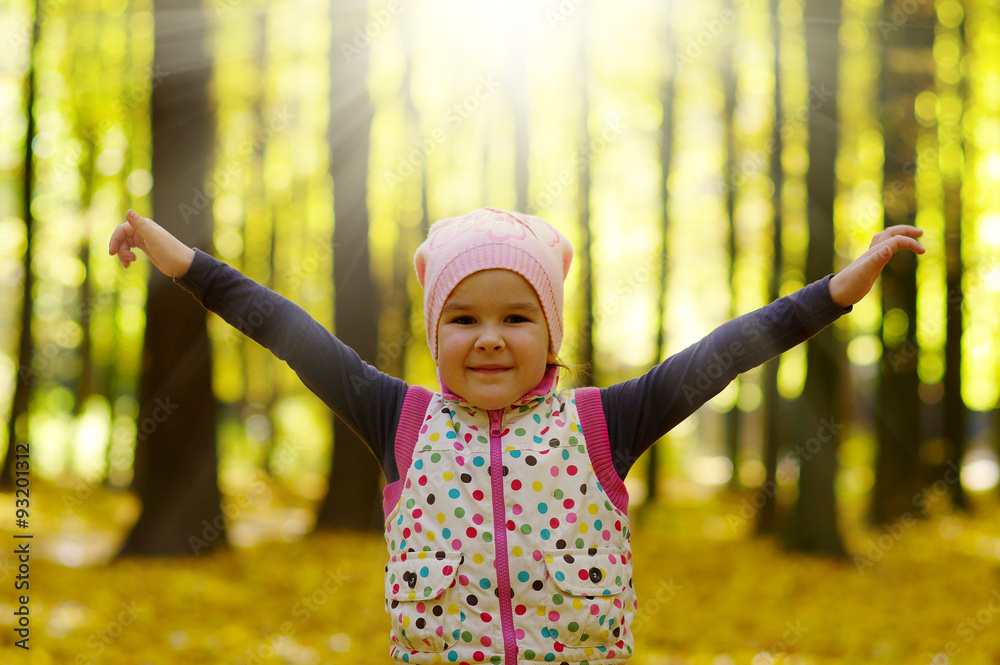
(437, 270, 555, 411)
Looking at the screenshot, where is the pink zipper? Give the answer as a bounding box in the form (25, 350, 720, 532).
(488, 409, 517, 663)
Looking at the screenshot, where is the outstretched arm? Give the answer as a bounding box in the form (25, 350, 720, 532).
(601, 224, 926, 479)
(828, 225, 925, 308)
(109, 210, 409, 482)
(108, 209, 196, 278)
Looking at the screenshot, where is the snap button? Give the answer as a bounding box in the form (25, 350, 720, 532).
(588, 567, 603, 583)
(404, 571, 417, 588)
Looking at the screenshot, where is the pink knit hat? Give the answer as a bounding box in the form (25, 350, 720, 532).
(414, 207, 573, 364)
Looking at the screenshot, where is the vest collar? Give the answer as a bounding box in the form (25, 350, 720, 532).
(438, 364, 560, 413)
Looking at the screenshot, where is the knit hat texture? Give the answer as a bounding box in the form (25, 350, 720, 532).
(414, 207, 573, 364)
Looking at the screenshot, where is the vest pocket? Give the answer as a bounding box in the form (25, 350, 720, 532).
(542, 548, 630, 647)
(385, 550, 462, 652)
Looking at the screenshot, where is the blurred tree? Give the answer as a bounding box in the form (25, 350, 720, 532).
(1, 0, 40, 493)
(871, 0, 935, 524)
(511, 12, 529, 214)
(119, 0, 222, 556)
(939, 12, 968, 512)
(646, 0, 677, 506)
(315, 0, 382, 532)
(245, 9, 280, 477)
(575, 4, 595, 387)
(382, 13, 421, 383)
(757, 0, 786, 536)
(787, 0, 846, 556)
(722, 0, 741, 491)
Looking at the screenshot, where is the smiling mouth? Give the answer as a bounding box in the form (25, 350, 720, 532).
(470, 366, 511, 373)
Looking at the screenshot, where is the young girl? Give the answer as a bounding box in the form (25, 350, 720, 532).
(110, 207, 923, 664)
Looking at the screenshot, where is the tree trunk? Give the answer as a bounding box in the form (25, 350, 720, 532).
(315, 0, 382, 532)
(119, 0, 221, 557)
(756, 0, 785, 536)
(722, 0, 741, 491)
(511, 17, 529, 214)
(870, 0, 936, 524)
(940, 14, 967, 512)
(575, 6, 595, 387)
(73, 149, 95, 421)
(786, 0, 846, 557)
(646, 0, 677, 506)
(1, 0, 40, 492)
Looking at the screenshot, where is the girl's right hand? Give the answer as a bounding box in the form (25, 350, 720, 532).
(109, 210, 196, 278)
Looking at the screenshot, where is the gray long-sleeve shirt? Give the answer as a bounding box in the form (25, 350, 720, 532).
(175, 249, 849, 483)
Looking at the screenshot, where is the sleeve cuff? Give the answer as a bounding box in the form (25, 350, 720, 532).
(818, 273, 853, 315)
(172, 248, 215, 296)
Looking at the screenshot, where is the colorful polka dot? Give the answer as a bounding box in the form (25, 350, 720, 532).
(384, 391, 635, 655)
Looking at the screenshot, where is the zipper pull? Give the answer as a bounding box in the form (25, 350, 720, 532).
(489, 410, 502, 438)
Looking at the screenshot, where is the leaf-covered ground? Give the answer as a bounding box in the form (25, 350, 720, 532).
(2, 479, 999, 664)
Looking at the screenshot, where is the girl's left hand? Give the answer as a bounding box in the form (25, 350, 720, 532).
(828, 225, 925, 309)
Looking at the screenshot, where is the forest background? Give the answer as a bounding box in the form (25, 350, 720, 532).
(0, 0, 999, 662)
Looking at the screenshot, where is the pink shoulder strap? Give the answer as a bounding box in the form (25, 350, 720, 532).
(575, 387, 630, 515)
(381, 385, 434, 519)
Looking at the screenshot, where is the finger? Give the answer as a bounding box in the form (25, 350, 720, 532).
(110, 220, 140, 253)
(126, 208, 147, 230)
(883, 234, 925, 254)
(109, 223, 128, 255)
(118, 248, 138, 263)
(870, 225, 923, 248)
(868, 235, 924, 266)
(884, 224, 923, 238)
(867, 243, 894, 270)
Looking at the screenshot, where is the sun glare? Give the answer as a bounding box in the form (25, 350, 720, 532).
(412, 0, 536, 61)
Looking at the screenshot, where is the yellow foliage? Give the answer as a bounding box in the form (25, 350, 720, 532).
(1, 483, 999, 663)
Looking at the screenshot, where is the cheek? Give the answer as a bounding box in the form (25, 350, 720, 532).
(437, 330, 468, 367)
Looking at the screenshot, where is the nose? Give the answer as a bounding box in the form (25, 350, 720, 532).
(476, 326, 505, 352)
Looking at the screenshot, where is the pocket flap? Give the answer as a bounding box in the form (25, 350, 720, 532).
(543, 548, 629, 596)
(385, 551, 462, 601)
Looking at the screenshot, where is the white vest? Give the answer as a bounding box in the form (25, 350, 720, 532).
(382, 370, 636, 664)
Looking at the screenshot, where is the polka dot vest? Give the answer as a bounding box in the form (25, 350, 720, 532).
(382, 369, 637, 664)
